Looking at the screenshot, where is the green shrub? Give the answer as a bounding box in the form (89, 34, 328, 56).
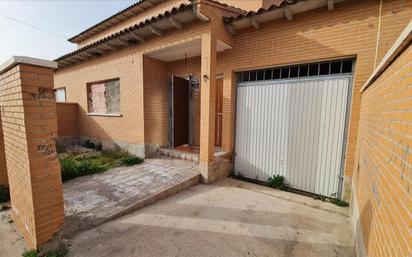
(60, 158, 106, 182)
(0, 185, 10, 203)
(59, 148, 144, 182)
(120, 155, 144, 166)
(267, 175, 286, 190)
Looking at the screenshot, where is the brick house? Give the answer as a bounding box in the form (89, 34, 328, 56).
(50, 0, 411, 255)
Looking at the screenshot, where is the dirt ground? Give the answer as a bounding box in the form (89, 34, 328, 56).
(0, 209, 25, 257)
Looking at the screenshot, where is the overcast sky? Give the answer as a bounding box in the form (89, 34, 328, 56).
(0, 0, 137, 64)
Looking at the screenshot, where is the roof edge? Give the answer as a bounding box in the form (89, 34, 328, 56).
(0, 56, 57, 74)
(223, 0, 302, 24)
(68, 0, 164, 44)
(55, 3, 197, 66)
(361, 19, 412, 93)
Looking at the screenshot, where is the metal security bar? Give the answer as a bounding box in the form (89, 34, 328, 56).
(238, 59, 353, 83)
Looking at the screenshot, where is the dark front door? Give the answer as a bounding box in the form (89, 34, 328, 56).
(172, 76, 189, 147)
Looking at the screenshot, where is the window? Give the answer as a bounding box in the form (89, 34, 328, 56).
(55, 88, 66, 102)
(237, 59, 354, 83)
(87, 79, 120, 115)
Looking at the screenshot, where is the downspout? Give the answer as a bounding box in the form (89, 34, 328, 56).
(373, 0, 383, 68)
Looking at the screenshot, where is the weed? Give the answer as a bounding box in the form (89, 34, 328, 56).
(22, 248, 68, 257)
(59, 148, 143, 182)
(313, 195, 349, 207)
(120, 155, 144, 166)
(0, 186, 10, 203)
(22, 250, 37, 257)
(330, 198, 350, 207)
(267, 175, 286, 190)
(60, 159, 105, 182)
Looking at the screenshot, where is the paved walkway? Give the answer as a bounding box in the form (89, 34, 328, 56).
(67, 178, 355, 257)
(63, 157, 200, 237)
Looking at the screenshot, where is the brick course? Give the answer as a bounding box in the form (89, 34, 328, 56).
(354, 42, 412, 257)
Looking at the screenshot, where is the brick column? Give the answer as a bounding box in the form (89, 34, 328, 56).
(199, 31, 218, 182)
(0, 57, 64, 250)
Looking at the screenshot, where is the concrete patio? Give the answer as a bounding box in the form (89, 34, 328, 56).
(62, 157, 200, 237)
(66, 178, 355, 257)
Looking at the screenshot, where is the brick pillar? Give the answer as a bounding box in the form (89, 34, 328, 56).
(199, 31, 218, 182)
(0, 57, 64, 249)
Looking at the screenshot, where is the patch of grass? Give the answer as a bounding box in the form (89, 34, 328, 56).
(267, 175, 286, 190)
(59, 148, 143, 182)
(22, 251, 37, 257)
(119, 155, 144, 166)
(0, 186, 10, 203)
(313, 195, 349, 207)
(22, 248, 68, 257)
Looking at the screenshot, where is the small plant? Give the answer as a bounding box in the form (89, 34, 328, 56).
(120, 155, 144, 166)
(59, 148, 144, 182)
(0, 185, 10, 203)
(22, 250, 37, 257)
(22, 247, 68, 257)
(60, 158, 105, 182)
(330, 198, 349, 207)
(313, 195, 349, 207)
(267, 175, 286, 190)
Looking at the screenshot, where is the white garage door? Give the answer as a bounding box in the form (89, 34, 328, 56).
(235, 60, 352, 198)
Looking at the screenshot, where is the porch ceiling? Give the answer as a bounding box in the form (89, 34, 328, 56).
(146, 38, 231, 62)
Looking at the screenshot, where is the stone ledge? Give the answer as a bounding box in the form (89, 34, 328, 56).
(0, 56, 58, 74)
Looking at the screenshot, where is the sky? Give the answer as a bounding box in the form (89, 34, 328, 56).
(0, 0, 137, 64)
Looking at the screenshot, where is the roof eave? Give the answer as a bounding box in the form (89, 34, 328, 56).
(224, 0, 346, 35)
(68, 0, 166, 44)
(56, 4, 203, 69)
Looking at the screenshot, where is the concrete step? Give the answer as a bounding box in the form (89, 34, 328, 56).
(159, 148, 199, 162)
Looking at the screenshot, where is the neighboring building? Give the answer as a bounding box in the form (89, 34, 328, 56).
(53, 1, 412, 255)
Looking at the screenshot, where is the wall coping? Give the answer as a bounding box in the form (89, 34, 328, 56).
(0, 56, 58, 74)
(361, 19, 412, 93)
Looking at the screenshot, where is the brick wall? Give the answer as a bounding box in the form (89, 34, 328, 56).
(0, 63, 64, 249)
(54, 48, 146, 147)
(353, 41, 412, 256)
(0, 114, 7, 186)
(56, 103, 78, 137)
(143, 56, 168, 146)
